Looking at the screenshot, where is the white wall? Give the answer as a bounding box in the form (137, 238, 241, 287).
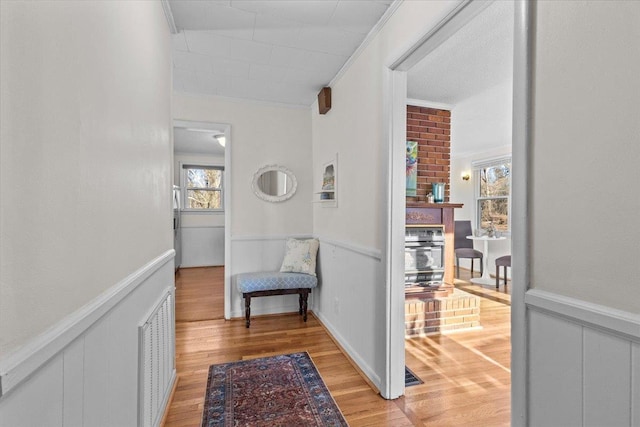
(173, 94, 313, 237)
(525, 1, 640, 424)
(0, 0, 174, 422)
(310, 0, 462, 394)
(174, 152, 225, 267)
(451, 80, 513, 158)
(532, 0, 640, 313)
(0, 0, 172, 358)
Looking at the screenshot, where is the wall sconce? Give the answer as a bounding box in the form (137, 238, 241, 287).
(461, 172, 471, 181)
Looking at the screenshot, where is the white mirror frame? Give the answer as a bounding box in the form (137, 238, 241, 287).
(251, 164, 298, 203)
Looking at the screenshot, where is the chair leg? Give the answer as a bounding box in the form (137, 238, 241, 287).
(456, 257, 460, 278)
(470, 259, 474, 277)
(496, 265, 500, 288)
(504, 266, 508, 286)
(480, 257, 483, 276)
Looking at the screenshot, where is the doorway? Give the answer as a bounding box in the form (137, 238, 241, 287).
(384, 1, 532, 423)
(172, 120, 232, 320)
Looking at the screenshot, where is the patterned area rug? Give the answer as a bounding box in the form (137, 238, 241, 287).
(201, 352, 348, 427)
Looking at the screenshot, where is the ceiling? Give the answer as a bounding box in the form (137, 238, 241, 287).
(168, 0, 394, 107)
(406, 1, 513, 106)
(174, 127, 226, 155)
(169, 1, 514, 156)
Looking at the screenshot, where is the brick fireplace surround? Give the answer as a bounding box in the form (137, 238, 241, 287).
(406, 105, 451, 202)
(405, 105, 481, 335)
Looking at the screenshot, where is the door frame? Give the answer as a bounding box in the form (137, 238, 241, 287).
(172, 119, 232, 319)
(382, 2, 533, 424)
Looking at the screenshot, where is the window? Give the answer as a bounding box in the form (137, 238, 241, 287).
(182, 164, 224, 211)
(473, 157, 511, 233)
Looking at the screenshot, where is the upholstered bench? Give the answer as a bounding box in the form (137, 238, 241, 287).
(236, 271, 318, 328)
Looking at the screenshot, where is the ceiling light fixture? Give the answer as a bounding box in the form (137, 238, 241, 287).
(214, 134, 226, 147)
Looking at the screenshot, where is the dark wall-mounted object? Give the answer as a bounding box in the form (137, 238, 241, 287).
(318, 87, 331, 115)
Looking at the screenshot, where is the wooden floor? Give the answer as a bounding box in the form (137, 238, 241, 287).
(163, 267, 510, 426)
(175, 267, 224, 322)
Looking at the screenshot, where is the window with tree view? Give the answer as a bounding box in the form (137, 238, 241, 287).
(475, 159, 511, 232)
(183, 165, 224, 210)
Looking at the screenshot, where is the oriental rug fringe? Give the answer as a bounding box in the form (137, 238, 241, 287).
(201, 352, 348, 427)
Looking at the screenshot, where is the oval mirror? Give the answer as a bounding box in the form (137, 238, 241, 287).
(251, 165, 298, 202)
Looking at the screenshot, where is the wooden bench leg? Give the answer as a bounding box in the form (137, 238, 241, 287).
(298, 293, 303, 315)
(244, 294, 251, 328)
(300, 289, 309, 322)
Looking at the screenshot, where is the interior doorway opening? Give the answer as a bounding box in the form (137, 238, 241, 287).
(172, 120, 232, 320)
(384, 2, 531, 423)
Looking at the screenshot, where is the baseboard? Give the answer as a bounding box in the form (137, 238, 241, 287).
(0, 249, 175, 398)
(312, 312, 381, 395)
(230, 303, 303, 320)
(313, 310, 382, 393)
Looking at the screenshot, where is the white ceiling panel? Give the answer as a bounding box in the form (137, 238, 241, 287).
(184, 31, 231, 57)
(330, 0, 391, 34)
(252, 14, 301, 46)
(268, 45, 314, 69)
(169, 1, 217, 30)
(172, 50, 216, 73)
(223, 36, 272, 64)
(172, 32, 189, 51)
(285, 66, 335, 86)
(248, 63, 288, 83)
(232, 0, 339, 26)
(211, 57, 250, 79)
(169, 0, 396, 107)
(296, 27, 363, 56)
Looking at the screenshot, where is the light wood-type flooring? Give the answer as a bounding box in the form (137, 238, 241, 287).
(163, 267, 511, 426)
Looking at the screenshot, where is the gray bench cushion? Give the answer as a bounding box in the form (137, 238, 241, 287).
(236, 272, 318, 293)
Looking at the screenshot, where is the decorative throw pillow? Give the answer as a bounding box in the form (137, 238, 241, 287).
(280, 238, 319, 276)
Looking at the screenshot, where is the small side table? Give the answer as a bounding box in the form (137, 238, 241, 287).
(466, 235, 507, 286)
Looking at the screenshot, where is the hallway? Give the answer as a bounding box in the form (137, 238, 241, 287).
(163, 267, 510, 426)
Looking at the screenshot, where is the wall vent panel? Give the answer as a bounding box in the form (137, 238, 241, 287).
(138, 291, 174, 427)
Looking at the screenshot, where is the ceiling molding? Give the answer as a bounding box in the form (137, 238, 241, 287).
(161, 0, 178, 35)
(173, 90, 312, 111)
(406, 98, 453, 111)
(327, 0, 404, 94)
(390, 0, 491, 72)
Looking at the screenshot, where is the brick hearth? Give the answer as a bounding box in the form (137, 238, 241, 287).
(405, 288, 480, 336)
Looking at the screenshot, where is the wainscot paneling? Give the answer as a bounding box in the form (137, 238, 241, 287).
(181, 226, 224, 267)
(526, 289, 640, 427)
(312, 238, 384, 392)
(229, 235, 313, 319)
(0, 251, 176, 427)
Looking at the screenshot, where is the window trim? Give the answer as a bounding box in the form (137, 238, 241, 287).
(473, 156, 512, 235)
(180, 163, 225, 213)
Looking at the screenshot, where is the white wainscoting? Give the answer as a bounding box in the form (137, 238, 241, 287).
(181, 226, 224, 267)
(526, 289, 640, 427)
(312, 238, 384, 392)
(229, 235, 312, 319)
(0, 251, 176, 427)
